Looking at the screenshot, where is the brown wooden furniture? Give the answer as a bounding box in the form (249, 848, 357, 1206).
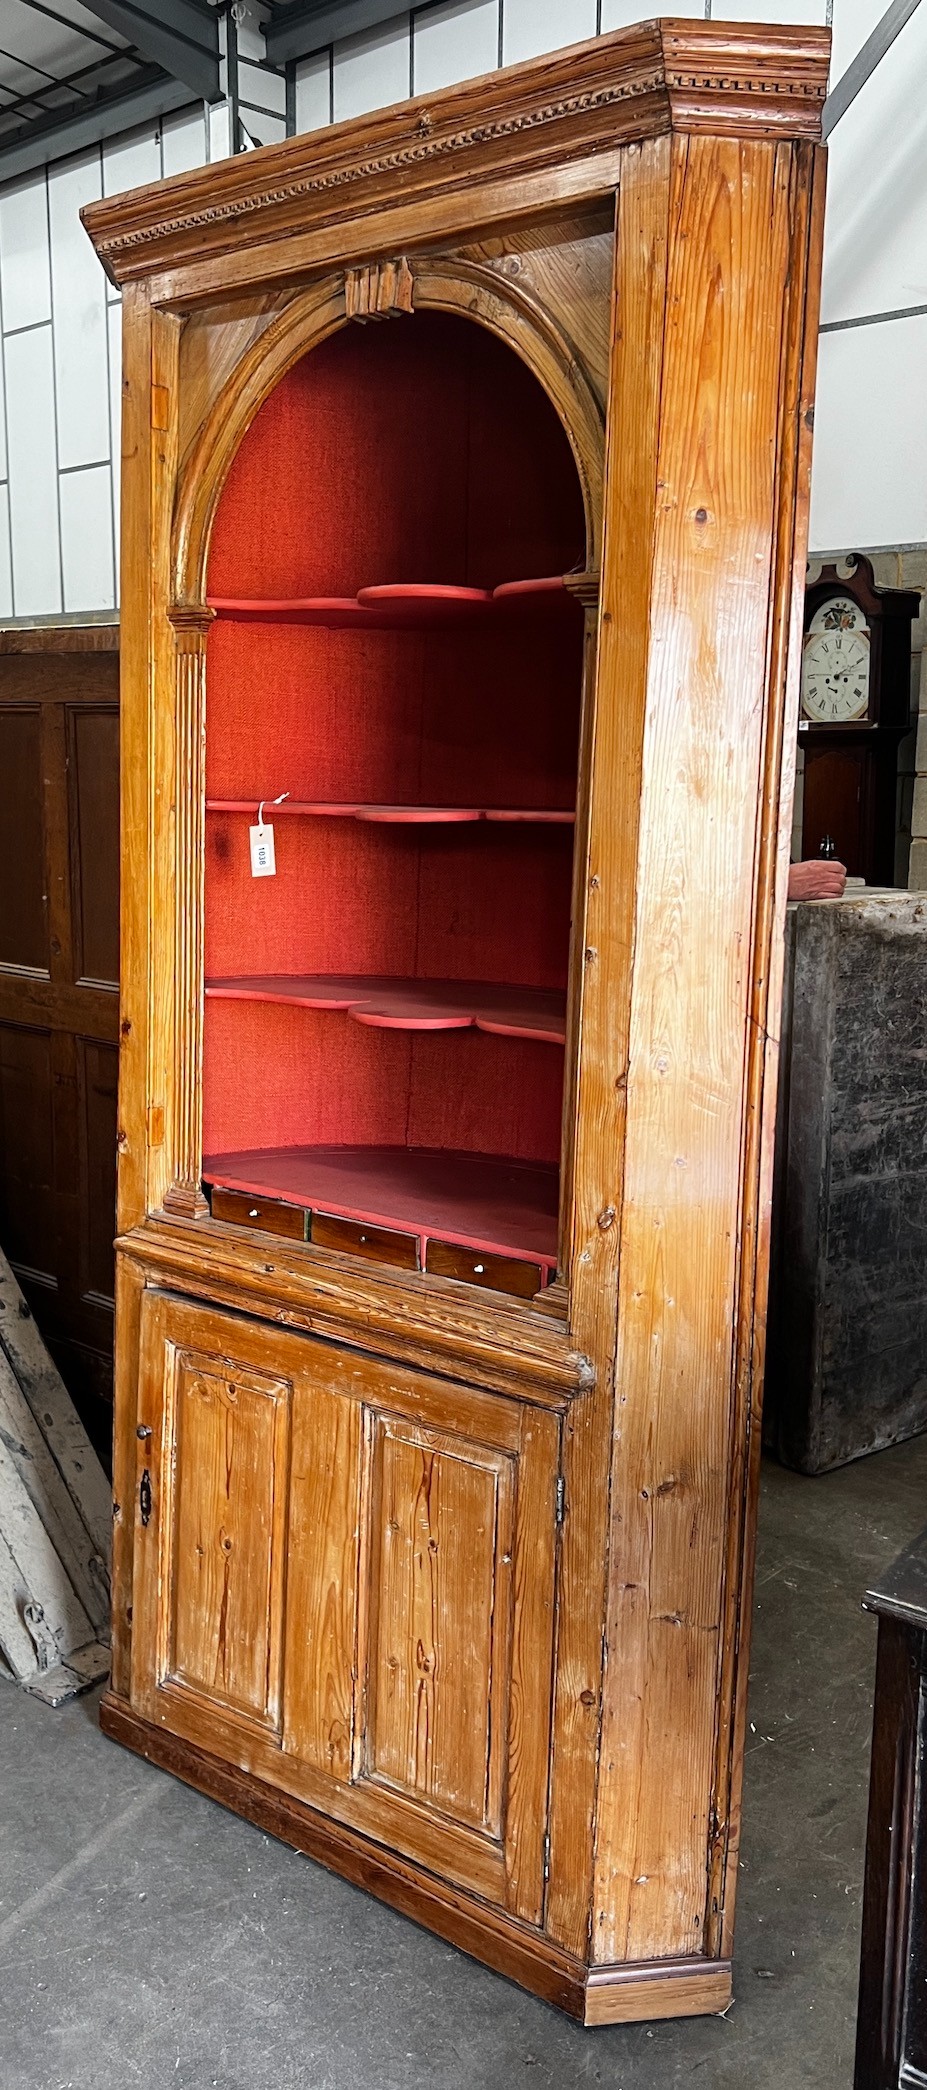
(0, 622, 119, 1454)
(83, 18, 829, 2026)
(854, 1525, 927, 2088)
(799, 556, 918, 882)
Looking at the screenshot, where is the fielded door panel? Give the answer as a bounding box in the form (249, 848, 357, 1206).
(131, 1291, 560, 1921)
(0, 646, 120, 1451)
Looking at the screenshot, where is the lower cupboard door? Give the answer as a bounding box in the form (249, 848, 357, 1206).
(130, 1289, 560, 1924)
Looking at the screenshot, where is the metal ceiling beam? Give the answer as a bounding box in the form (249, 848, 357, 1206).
(265, 0, 410, 65)
(822, 0, 923, 136)
(0, 46, 141, 123)
(0, 66, 193, 180)
(77, 0, 221, 102)
(15, 0, 125, 61)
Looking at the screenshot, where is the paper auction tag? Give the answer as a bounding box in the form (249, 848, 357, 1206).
(249, 793, 288, 877)
(249, 822, 276, 877)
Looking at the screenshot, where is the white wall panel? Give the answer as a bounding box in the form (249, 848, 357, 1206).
(161, 107, 209, 179)
(239, 59, 287, 115)
(711, 0, 827, 20)
(0, 499, 12, 621)
(601, 0, 700, 24)
(296, 53, 332, 132)
(333, 15, 410, 121)
(241, 110, 288, 147)
(809, 316, 927, 553)
(6, 325, 61, 616)
(102, 123, 161, 198)
(820, 3, 927, 325)
(829, 0, 883, 83)
(502, 0, 597, 66)
(0, 336, 7, 482)
(413, 0, 498, 93)
(48, 150, 110, 470)
(59, 463, 114, 612)
(0, 175, 51, 333)
(107, 297, 121, 558)
(209, 101, 233, 162)
(236, 7, 270, 62)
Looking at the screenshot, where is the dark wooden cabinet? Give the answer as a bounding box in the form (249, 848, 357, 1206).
(855, 1527, 927, 2088)
(84, 17, 830, 2025)
(0, 630, 119, 1453)
(799, 557, 918, 882)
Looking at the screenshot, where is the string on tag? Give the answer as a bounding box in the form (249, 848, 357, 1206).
(256, 791, 289, 832)
(250, 793, 288, 879)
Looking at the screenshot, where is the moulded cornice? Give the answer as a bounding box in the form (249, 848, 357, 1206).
(82, 18, 829, 289)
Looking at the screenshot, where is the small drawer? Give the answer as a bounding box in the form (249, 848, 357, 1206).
(425, 1240, 543, 1299)
(209, 1186, 308, 1241)
(310, 1210, 419, 1270)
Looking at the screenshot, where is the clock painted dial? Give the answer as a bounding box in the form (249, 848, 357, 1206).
(800, 627, 871, 723)
(808, 592, 868, 633)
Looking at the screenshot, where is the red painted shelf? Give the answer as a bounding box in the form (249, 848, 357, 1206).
(207, 575, 580, 629)
(202, 1144, 559, 1268)
(205, 800, 574, 823)
(205, 974, 567, 1044)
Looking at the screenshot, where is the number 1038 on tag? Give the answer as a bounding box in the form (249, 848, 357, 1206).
(249, 823, 277, 877)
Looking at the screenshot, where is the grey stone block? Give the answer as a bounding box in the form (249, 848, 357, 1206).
(766, 891, 927, 1471)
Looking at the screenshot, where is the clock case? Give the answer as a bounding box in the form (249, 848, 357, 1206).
(82, 19, 830, 2027)
(800, 557, 919, 880)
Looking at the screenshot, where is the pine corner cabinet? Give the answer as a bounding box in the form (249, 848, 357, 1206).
(83, 18, 829, 2027)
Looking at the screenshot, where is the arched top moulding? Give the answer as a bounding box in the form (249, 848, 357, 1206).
(80, 13, 829, 605)
(172, 257, 607, 606)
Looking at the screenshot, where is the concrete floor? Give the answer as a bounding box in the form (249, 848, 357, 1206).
(2, 1438, 927, 2090)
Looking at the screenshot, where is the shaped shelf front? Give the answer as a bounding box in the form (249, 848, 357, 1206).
(206, 574, 584, 630)
(205, 974, 567, 1044)
(202, 1143, 559, 1271)
(205, 802, 575, 824)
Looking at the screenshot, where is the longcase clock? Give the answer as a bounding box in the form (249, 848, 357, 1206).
(800, 555, 918, 882)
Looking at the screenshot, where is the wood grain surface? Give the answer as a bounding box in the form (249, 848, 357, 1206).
(82, 21, 828, 296)
(87, 17, 829, 2024)
(592, 131, 802, 1965)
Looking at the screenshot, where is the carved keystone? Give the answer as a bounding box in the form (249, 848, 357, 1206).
(345, 258, 414, 322)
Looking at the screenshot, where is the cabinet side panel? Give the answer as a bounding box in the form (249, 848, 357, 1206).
(709, 139, 827, 1958)
(592, 132, 800, 1964)
(547, 139, 673, 1960)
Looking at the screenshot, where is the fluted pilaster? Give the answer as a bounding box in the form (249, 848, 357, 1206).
(163, 605, 214, 1218)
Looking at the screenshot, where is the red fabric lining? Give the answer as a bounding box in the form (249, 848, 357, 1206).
(207, 314, 585, 597)
(203, 313, 584, 1191)
(203, 1001, 564, 1161)
(205, 823, 574, 986)
(204, 621, 582, 807)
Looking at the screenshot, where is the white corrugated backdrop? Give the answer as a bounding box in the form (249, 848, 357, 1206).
(0, 0, 921, 618)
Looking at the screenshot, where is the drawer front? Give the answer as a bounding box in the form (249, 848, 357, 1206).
(210, 1185, 308, 1240)
(208, 1187, 546, 1300)
(425, 1239, 543, 1298)
(310, 1209, 419, 1270)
